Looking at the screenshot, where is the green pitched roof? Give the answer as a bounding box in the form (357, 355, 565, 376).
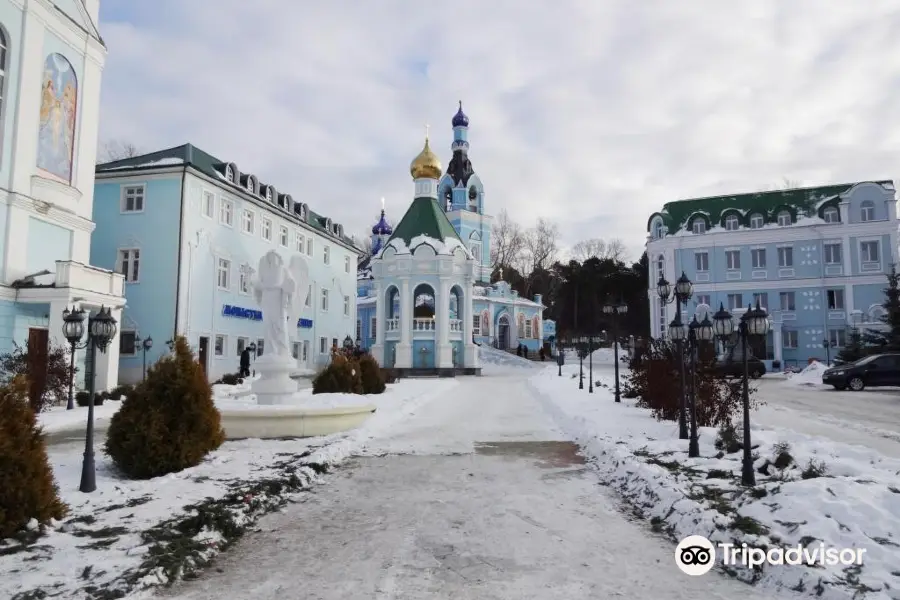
(648, 180, 893, 234)
(386, 196, 464, 247)
(96, 143, 359, 252)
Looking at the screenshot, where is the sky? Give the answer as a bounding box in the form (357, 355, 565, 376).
(96, 0, 900, 263)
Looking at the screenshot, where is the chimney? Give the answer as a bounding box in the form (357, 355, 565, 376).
(534, 293, 543, 306)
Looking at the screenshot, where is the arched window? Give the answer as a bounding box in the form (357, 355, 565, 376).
(0, 26, 8, 166)
(860, 201, 875, 222)
(37, 53, 78, 182)
(777, 210, 792, 226)
(822, 206, 840, 223)
(691, 218, 706, 234)
(225, 165, 234, 182)
(653, 219, 664, 239)
(656, 254, 664, 280)
(265, 187, 273, 201)
(724, 214, 739, 231)
(749, 213, 764, 229)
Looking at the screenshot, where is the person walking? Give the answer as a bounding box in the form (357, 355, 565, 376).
(240, 347, 251, 378)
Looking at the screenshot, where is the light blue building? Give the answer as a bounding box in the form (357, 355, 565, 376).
(646, 180, 899, 369)
(92, 144, 360, 384)
(0, 0, 125, 392)
(357, 104, 546, 355)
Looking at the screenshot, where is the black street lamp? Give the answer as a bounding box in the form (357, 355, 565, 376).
(61, 305, 118, 493)
(603, 299, 629, 402)
(139, 336, 153, 380)
(588, 335, 600, 393)
(577, 336, 585, 389)
(62, 307, 86, 411)
(712, 300, 769, 486)
(342, 335, 354, 351)
(557, 338, 565, 376)
(657, 272, 693, 439)
(686, 314, 715, 457)
(821, 338, 836, 364)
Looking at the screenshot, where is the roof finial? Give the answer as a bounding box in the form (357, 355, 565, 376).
(425, 122, 430, 140)
(380, 196, 385, 211)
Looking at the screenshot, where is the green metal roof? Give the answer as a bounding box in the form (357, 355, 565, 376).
(647, 180, 894, 234)
(386, 196, 464, 247)
(96, 143, 359, 251)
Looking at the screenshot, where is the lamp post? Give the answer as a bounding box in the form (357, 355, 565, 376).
(712, 300, 769, 486)
(821, 338, 836, 365)
(603, 299, 629, 402)
(61, 305, 117, 493)
(685, 314, 715, 457)
(588, 335, 597, 393)
(577, 336, 585, 389)
(62, 307, 86, 411)
(657, 272, 694, 439)
(557, 336, 565, 376)
(140, 336, 153, 380)
(342, 335, 354, 353)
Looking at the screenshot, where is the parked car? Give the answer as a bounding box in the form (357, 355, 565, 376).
(822, 353, 900, 391)
(714, 355, 766, 379)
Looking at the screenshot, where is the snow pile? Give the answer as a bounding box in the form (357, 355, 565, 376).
(0, 378, 457, 599)
(478, 345, 538, 373)
(589, 344, 627, 364)
(529, 364, 900, 600)
(37, 400, 123, 434)
(785, 361, 828, 387)
(215, 386, 376, 411)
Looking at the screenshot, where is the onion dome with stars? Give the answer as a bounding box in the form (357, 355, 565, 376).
(451, 101, 469, 128)
(371, 209, 393, 236)
(409, 134, 442, 180)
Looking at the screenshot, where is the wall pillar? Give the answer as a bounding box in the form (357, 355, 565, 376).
(371, 282, 385, 365)
(437, 278, 452, 368)
(396, 278, 412, 368)
(772, 325, 783, 365)
(463, 278, 478, 368)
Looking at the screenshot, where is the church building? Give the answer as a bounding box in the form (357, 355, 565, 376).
(357, 104, 546, 359)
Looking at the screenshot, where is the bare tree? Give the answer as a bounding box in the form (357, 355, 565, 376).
(354, 235, 373, 257)
(523, 218, 560, 273)
(98, 139, 140, 163)
(570, 237, 626, 262)
(490, 209, 525, 270)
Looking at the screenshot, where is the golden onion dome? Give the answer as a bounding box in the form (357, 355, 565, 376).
(409, 135, 442, 180)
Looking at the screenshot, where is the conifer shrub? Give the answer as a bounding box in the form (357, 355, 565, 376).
(358, 352, 386, 394)
(107, 384, 134, 400)
(0, 376, 67, 538)
(0, 342, 74, 413)
(76, 391, 107, 407)
(312, 354, 363, 394)
(105, 336, 225, 479)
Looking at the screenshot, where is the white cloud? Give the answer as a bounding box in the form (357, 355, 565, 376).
(98, 0, 900, 261)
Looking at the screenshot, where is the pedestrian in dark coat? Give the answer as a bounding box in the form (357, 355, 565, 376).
(240, 347, 251, 378)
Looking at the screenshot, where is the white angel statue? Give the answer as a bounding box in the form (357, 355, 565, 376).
(253, 251, 308, 358)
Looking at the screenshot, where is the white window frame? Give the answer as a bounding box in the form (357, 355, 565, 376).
(725, 250, 740, 270)
(779, 291, 795, 311)
(344, 255, 351, 273)
(694, 252, 708, 272)
(302, 340, 309, 362)
(257, 338, 265, 356)
(777, 245, 794, 267)
(829, 329, 846, 347)
(214, 334, 226, 357)
(343, 295, 350, 316)
(237, 336, 249, 356)
(319, 336, 328, 354)
(824, 243, 842, 265)
(525, 319, 533, 338)
(201, 190, 215, 219)
(860, 201, 875, 222)
(724, 214, 739, 231)
(822, 206, 839, 223)
(859, 238, 881, 269)
(305, 284, 312, 307)
(291, 342, 301, 359)
(239, 267, 251, 295)
(827, 288, 844, 310)
(323, 245, 330, 265)
(295, 231, 305, 253)
(783, 330, 798, 349)
(472, 314, 481, 335)
(261, 217, 273, 241)
(219, 198, 234, 227)
(727, 293, 742, 311)
(777, 211, 792, 226)
(749, 213, 764, 229)
(750, 248, 766, 269)
(752, 293, 768, 310)
(696, 294, 710, 307)
(306, 237, 313, 256)
(117, 248, 141, 283)
(691, 219, 706, 234)
(321, 288, 329, 312)
(370, 316, 377, 339)
(119, 331, 138, 356)
(121, 184, 145, 213)
(217, 257, 231, 290)
(241, 209, 255, 235)
(279, 225, 289, 247)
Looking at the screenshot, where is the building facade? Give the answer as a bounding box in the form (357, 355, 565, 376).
(646, 181, 899, 369)
(0, 0, 125, 391)
(357, 104, 545, 353)
(91, 144, 359, 383)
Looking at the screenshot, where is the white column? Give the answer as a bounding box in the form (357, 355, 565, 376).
(437, 278, 452, 368)
(396, 278, 412, 368)
(773, 326, 783, 364)
(463, 278, 478, 368)
(371, 282, 385, 364)
(93, 307, 123, 392)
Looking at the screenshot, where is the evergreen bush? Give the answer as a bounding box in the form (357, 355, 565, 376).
(358, 353, 386, 394)
(105, 336, 225, 479)
(107, 384, 134, 400)
(0, 376, 67, 538)
(75, 391, 107, 407)
(312, 354, 363, 394)
(0, 342, 74, 413)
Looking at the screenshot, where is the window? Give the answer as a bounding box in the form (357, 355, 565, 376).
(860, 201, 875, 222)
(691, 218, 706, 234)
(777, 211, 792, 226)
(202, 191, 215, 218)
(257, 339, 265, 356)
(696, 294, 710, 306)
(217, 257, 231, 289)
(214, 334, 225, 356)
(827, 289, 844, 310)
(266, 188, 273, 202)
(472, 315, 481, 335)
(319, 337, 327, 353)
(219, 198, 233, 226)
(279, 226, 289, 247)
(656, 255, 664, 280)
(262, 218, 272, 241)
(225, 165, 234, 182)
(653, 221, 664, 238)
(752, 293, 768, 309)
(726, 250, 740, 270)
(323, 246, 330, 265)
(727, 293, 742, 310)
(237, 337, 248, 355)
(777, 246, 793, 267)
(245, 176, 254, 194)
(370, 317, 377, 339)
(305, 284, 312, 307)
(332, 337, 338, 349)
(751, 248, 766, 269)
(724, 214, 739, 231)
(525, 319, 532, 338)
(783, 330, 798, 349)
(242, 209, 255, 234)
(356, 319, 362, 340)
(749, 213, 764, 229)
(302, 341, 309, 362)
(121, 185, 145, 212)
(306, 237, 313, 255)
(779, 291, 795, 311)
(117, 248, 140, 282)
(861, 240, 879, 263)
(344, 255, 351, 273)
(119, 331, 137, 355)
(239, 268, 251, 294)
(343, 295, 350, 316)
(291, 342, 301, 359)
(295, 232, 305, 252)
(829, 329, 846, 347)
(823, 206, 839, 223)
(824, 243, 842, 264)
(321, 288, 329, 311)
(694, 252, 708, 272)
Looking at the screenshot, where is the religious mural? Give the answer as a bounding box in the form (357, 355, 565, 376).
(481, 311, 490, 335)
(37, 53, 78, 182)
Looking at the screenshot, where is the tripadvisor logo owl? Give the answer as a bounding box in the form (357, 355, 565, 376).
(675, 535, 716, 576)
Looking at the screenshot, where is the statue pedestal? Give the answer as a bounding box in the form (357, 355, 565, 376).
(251, 354, 300, 405)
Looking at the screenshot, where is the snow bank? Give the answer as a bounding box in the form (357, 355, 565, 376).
(785, 361, 828, 387)
(215, 387, 377, 411)
(529, 364, 900, 600)
(478, 345, 538, 373)
(38, 400, 123, 434)
(589, 344, 627, 364)
(1, 378, 457, 599)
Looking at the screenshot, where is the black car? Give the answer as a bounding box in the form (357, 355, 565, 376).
(714, 354, 766, 379)
(822, 353, 900, 391)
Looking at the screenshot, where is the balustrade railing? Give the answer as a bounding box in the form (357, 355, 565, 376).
(449, 319, 463, 332)
(385, 318, 400, 332)
(413, 318, 436, 331)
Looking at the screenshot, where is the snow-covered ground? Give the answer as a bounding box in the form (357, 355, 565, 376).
(530, 363, 900, 600)
(783, 361, 829, 388)
(37, 400, 123, 434)
(478, 345, 539, 374)
(1, 378, 457, 600)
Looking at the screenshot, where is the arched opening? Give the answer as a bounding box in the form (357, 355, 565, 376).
(413, 283, 435, 319)
(449, 285, 464, 335)
(384, 285, 400, 334)
(497, 314, 510, 350)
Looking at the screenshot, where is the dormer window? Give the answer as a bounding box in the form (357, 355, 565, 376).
(225, 165, 234, 182)
(724, 214, 739, 231)
(749, 213, 764, 229)
(691, 218, 706, 234)
(860, 200, 875, 222)
(653, 221, 664, 239)
(777, 210, 792, 226)
(823, 206, 840, 223)
(245, 176, 255, 194)
(265, 187, 273, 202)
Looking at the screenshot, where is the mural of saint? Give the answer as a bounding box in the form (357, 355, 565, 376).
(481, 311, 490, 335)
(37, 53, 78, 183)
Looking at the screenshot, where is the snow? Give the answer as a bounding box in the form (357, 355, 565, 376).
(478, 345, 539, 373)
(0, 378, 456, 600)
(383, 235, 474, 258)
(102, 157, 184, 169)
(530, 363, 900, 600)
(215, 386, 376, 411)
(784, 360, 828, 387)
(37, 400, 123, 433)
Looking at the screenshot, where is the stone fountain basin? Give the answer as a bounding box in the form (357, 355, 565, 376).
(219, 403, 377, 440)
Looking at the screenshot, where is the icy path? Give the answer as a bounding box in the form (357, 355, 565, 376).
(159, 369, 791, 599)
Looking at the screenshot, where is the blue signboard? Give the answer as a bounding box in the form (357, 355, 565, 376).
(222, 304, 313, 329)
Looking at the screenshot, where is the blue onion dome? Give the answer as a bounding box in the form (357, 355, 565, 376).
(452, 101, 469, 128)
(371, 209, 393, 236)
